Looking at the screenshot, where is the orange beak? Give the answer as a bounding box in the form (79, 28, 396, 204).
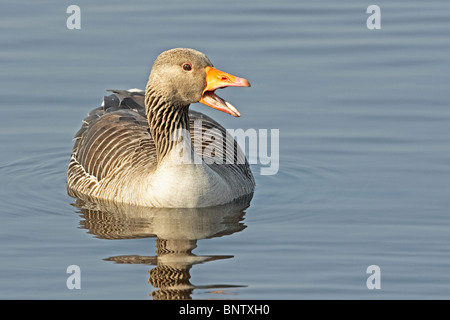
(199, 66, 251, 117)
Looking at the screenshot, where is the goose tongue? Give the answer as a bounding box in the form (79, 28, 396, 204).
(201, 91, 241, 117)
(199, 66, 250, 117)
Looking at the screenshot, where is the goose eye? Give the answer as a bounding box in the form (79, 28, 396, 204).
(182, 63, 192, 71)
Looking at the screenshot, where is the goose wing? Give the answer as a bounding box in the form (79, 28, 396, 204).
(68, 90, 155, 193)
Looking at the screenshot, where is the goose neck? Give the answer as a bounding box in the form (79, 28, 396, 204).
(145, 88, 193, 163)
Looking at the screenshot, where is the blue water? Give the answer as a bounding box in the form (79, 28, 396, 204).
(1, 0, 450, 299)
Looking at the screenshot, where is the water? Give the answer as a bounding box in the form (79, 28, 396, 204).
(1, 0, 450, 299)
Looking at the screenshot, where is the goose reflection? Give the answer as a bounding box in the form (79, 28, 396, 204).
(72, 195, 252, 299)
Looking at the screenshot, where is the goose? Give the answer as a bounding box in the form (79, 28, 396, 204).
(67, 48, 255, 208)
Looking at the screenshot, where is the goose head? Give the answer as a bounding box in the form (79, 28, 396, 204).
(146, 48, 250, 117)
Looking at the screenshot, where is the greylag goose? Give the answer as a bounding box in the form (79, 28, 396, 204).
(67, 48, 254, 208)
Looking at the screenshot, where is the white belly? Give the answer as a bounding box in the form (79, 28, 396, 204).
(143, 147, 234, 208)
(145, 162, 233, 208)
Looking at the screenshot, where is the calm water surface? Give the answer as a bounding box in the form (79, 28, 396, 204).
(1, 0, 450, 299)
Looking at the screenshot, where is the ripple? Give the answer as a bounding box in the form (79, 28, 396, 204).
(0, 144, 340, 224)
(0, 147, 71, 217)
(249, 154, 341, 223)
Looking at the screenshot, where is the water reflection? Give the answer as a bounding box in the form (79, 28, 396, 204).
(72, 196, 252, 299)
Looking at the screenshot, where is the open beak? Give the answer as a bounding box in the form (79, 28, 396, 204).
(199, 66, 251, 117)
